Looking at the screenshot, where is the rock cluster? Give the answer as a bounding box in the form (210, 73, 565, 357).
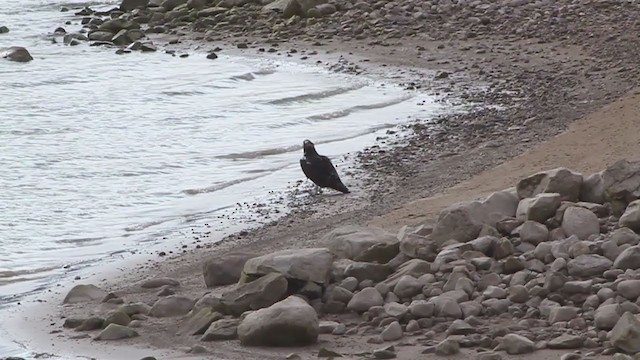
(61, 159, 640, 358)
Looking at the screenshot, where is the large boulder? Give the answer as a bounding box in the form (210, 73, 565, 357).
(431, 202, 484, 246)
(203, 252, 256, 287)
(516, 168, 583, 202)
(237, 296, 319, 346)
(1, 46, 33, 62)
(580, 172, 605, 204)
(178, 308, 223, 336)
(397, 225, 431, 259)
(201, 319, 240, 341)
(499, 334, 535, 354)
(323, 225, 398, 263)
(380, 259, 431, 289)
(516, 193, 562, 223)
(98, 19, 140, 33)
(63, 284, 107, 304)
(602, 159, 640, 208)
(149, 295, 195, 317)
(120, 0, 149, 11)
(242, 248, 333, 285)
(567, 254, 612, 277)
(595, 304, 621, 330)
(519, 221, 549, 245)
(620, 200, 640, 232)
(218, 272, 288, 316)
(610, 311, 640, 353)
(614, 246, 640, 270)
(561, 206, 600, 239)
(347, 287, 383, 313)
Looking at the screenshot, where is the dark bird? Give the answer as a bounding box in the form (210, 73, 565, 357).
(300, 139, 350, 194)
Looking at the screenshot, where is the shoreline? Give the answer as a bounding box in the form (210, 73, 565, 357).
(6, 1, 640, 359)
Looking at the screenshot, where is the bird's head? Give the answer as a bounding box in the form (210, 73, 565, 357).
(303, 139, 316, 154)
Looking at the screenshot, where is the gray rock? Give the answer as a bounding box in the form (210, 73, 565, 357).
(614, 246, 640, 270)
(595, 304, 621, 330)
(186, 0, 206, 9)
(431, 202, 484, 246)
(483, 286, 507, 299)
(218, 272, 287, 316)
(94, 324, 138, 340)
(243, 248, 333, 285)
(617, 280, 640, 300)
(326, 286, 353, 304)
(519, 221, 549, 245)
(384, 302, 408, 318)
(200, 319, 240, 341)
(323, 225, 398, 263)
(76, 317, 104, 331)
(580, 172, 605, 204)
(0, 26, 9, 34)
(318, 321, 340, 334)
(380, 321, 403, 341)
(380, 259, 431, 289)
(237, 296, 318, 346)
(447, 319, 474, 335)
(397, 227, 431, 259)
(602, 240, 622, 261)
(435, 337, 460, 355)
(517, 168, 583, 202)
(117, 302, 151, 316)
(344, 262, 391, 282)
(476, 351, 503, 360)
(161, 0, 188, 11)
(103, 311, 131, 327)
(63, 284, 107, 304)
(307, 3, 336, 17)
(508, 285, 529, 303)
(393, 275, 422, 298)
(611, 227, 640, 246)
(547, 334, 584, 349)
(178, 308, 223, 336)
(548, 306, 579, 324)
(562, 207, 600, 239)
(567, 254, 612, 277)
(408, 300, 434, 318)
(203, 252, 256, 287)
(406, 320, 420, 332)
(610, 311, 640, 353)
(620, 200, 640, 232)
(339, 277, 358, 292)
(347, 287, 383, 313)
(140, 277, 179, 289)
(150, 295, 195, 317)
(120, 0, 149, 11)
(88, 30, 114, 42)
(603, 159, 640, 207)
(516, 193, 562, 223)
(500, 333, 535, 354)
(1, 46, 33, 62)
(432, 296, 462, 319)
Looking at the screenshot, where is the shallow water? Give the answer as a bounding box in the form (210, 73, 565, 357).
(0, 0, 445, 349)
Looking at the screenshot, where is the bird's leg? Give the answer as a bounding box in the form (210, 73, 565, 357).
(315, 185, 321, 196)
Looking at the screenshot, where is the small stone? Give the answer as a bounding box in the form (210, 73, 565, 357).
(406, 320, 420, 332)
(317, 348, 342, 358)
(76, 317, 104, 331)
(610, 311, 640, 353)
(476, 351, 503, 360)
(447, 320, 474, 335)
(500, 333, 535, 354)
(206, 52, 218, 59)
(436, 338, 460, 356)
(384, 302, 408, 318)
(548, 334, 584, 349)
(548, 306, 579, 324)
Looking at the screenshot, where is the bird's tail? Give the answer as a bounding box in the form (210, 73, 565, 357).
(334, 182, 350, 194)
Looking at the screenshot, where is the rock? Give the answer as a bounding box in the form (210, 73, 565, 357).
(567, 254, 612, 277)
(178, 308, 223, 336)
(447, 320, 474, 335)
(393, 275, 422, 298)
(318, 321, 340, 334)
(63, 284, 107, 304)
(384, 302, 408, 318)
(614, 246, 640, 270)
(242, 248, 332, 285)
(307, 3, 336, 17)
(140, 277, 179, 289)
(63, 318, 84, 329)
(156, 285, 174, 297)
(516, 193, 562, 223)
(431, 202, 484, 246)
(88, 30, 114, 42)
(547, 335, 584, 349)
(397, 227, 431, 259)
(373, 346, 397, 359)
(603, 159, 640, 207)
(617, 280, 640, 300)
(0, 26, 9, 34)
(206, 52, 218, 60)
(1, 46, 33, 62)
(120, 0, 149, 11)
(262, 0, 299, 18)
(140, 42, 157, 52)
(548, 306, 579, 324)
(405, 320, 420, 333)
(595, 304, 621, 330)
(519, 221, 549, 245)
(432, 297, 462, 319)
(508, 285, 529, 303)
(491, 237, 514, 260)
(103, 311, 131, 327)
(218, 272, 287, 316)
(201, 319, 240, 341)
(483, 286, 507, 299)
(197, 6, 228, 17)
(612, 227, 640, 246)
(323, 225, 398, 263)
(187, 0, 206, 9)
(203, 252, 256, 287)
(500, 333, 535, 354)
(562, 207, 600, 239)
(581, 172, 605, 204)
(380, 321, 403, 341)
(317, 348, 342, 358)
(161, 0, 188, 11)
(409, 300, 434, 318)
(118, 303, 151, 316)
(517, 168, 583, 202)
(344, 262, 391, 282)
(436, 338, 460, 355)
(149, 295, 195, 317)
(476, 351, 502, 360)
(380, 259, 431, 289)
(610, 312, 640, 353)
(347, 287, 383, 313)
(76, 317, 104, 331)
(620, 200, 640, 232)
(237, 296, 318, 346)
(326, 286, 353, 304)
(94, 324, 138, 340)
(98, 19, 140, 33)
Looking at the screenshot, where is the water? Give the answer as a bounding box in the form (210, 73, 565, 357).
(0, 0, 446, 356)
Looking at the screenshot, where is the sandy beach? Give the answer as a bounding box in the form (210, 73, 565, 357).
(5, 0, 640, 359)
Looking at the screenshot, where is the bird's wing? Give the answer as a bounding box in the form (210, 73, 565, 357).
(319, 155, 341, 180)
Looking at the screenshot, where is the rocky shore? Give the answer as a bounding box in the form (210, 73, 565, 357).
(54, 160, 640, 360)
(7, 0, 640, 359)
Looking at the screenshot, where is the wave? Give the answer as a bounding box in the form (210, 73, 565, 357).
(265, 84, 366, 105)
(181, 173, 271, 195)
(306, 95, 413, 121)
